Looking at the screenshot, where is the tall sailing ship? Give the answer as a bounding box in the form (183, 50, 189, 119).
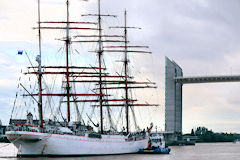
(6, 0, 159, 157)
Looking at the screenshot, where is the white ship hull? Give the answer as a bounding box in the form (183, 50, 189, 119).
(6, 131, 148, 157)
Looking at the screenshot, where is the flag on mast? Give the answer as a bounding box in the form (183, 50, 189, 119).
(18, 50, 23, 55)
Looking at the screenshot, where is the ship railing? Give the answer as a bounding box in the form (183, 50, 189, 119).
(6, 124, 40, 133)
(88, 132, 102, 139)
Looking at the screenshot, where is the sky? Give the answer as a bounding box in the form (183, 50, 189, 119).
(1, 0, 240, 133)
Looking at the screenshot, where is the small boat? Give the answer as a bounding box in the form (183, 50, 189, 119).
(138, 132, 171, 154)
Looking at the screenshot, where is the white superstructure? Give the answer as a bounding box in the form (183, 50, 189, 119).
(149, 133, 165, 149)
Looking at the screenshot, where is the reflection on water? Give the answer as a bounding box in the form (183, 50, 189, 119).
(0, 143, 240, 160)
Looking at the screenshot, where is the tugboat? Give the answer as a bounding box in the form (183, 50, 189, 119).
(138, 132, 171, 154)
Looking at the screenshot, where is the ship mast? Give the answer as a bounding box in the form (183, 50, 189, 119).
(37, 0, 43, 129)
(108, 10, 159, 133)
(66, 0, 71, 122)
(97, 0, 104, 134)
(123, 10, 129, 133)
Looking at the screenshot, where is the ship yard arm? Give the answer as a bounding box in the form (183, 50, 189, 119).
(37, 0, 43, 130)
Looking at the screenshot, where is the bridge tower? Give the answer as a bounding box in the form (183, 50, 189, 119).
(165, 57, 183, 139)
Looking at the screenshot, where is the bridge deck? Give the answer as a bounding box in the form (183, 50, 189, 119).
(175, 75, 240, 84)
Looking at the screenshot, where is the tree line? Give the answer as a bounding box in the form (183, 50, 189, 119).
(186, 127, 240, 142)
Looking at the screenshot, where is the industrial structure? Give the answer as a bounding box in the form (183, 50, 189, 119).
(164, 56, 240, 143)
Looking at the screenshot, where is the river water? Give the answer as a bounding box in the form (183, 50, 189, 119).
(0, 142, 239, 160)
